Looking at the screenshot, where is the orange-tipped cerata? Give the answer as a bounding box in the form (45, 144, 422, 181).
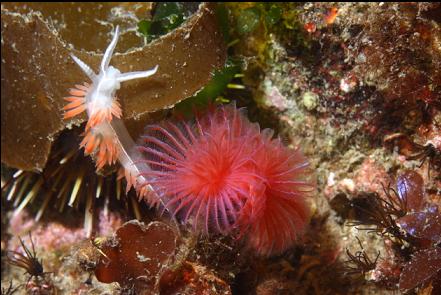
(63, 83, 89, 120)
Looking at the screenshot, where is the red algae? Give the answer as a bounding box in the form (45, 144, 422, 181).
(396, 170, 426, 212)
(138, 104, 314, 256)
(95, 220, 178, 290)
(399, 248, 441, 292)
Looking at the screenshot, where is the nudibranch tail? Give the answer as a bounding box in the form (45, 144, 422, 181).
(120, 167, 160, 207)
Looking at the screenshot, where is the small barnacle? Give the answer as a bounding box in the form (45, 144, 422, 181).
(406, 142, 441, 177)
(73, 236, 109, 273)
(90, 235, 110, 261)
(384, 133, 441, 177)
(1, 281, 20, 295)
(6, 233, 49, 284)
(344, 238, 380, 277)
(348, 170, 429, 244)
(348, 188, 408, 243)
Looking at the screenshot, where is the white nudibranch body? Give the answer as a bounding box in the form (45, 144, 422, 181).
(63, 26, 159, 202)
(67, 26, 158, 129)
(89, 66, 122, 116)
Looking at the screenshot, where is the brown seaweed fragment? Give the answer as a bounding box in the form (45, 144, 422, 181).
(94, 220, 179, 292)
(1, 3, 227, 171)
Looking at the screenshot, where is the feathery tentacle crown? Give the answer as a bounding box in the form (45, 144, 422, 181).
(139, 104, 315, 255)
(64, 26, 158, 171)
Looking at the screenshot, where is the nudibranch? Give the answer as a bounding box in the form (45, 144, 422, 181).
(64, 26, 159, 203)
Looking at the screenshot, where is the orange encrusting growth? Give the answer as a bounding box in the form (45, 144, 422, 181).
(325, 7, 339, 25)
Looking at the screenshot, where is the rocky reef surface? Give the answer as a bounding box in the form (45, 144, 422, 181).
(1, 3, 440, 295)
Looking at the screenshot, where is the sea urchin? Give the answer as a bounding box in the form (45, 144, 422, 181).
(138, 104, 314, 255)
